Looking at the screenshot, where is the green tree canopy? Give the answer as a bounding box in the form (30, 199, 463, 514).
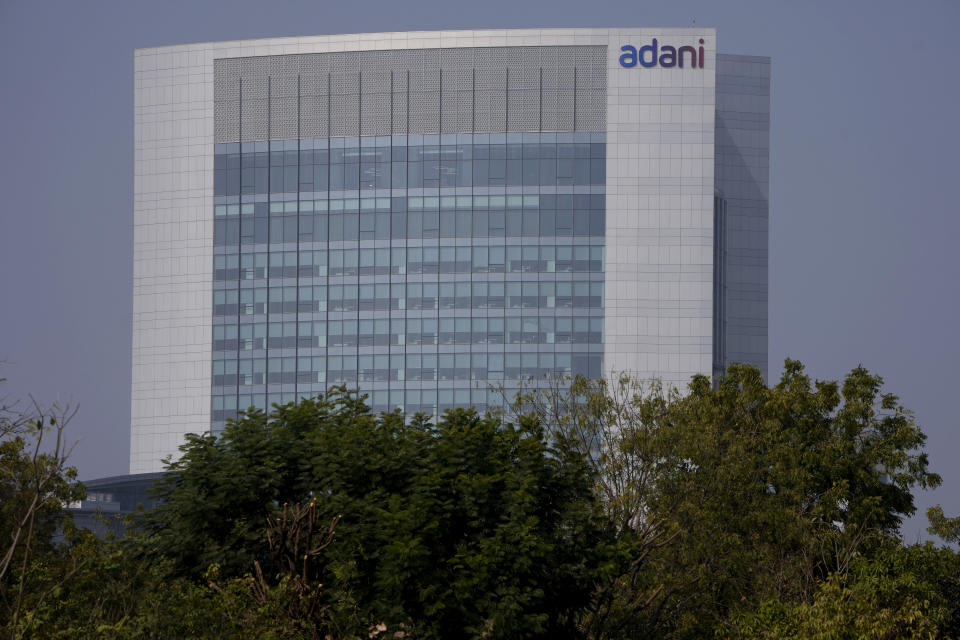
(518, 361, 942, 638)
(141, 388, 606, 638)
(927, 504, 960, 545)
(728, 541, 960, 640)
(647, 361, 941, 635)
(5, 361, 954, 639)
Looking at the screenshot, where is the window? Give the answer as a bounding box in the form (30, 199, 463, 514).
(212, 134, 606, 421)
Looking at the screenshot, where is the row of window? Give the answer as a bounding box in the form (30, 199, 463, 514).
(215, 142, 606, 194)
(209, 378, 558, 425)
(211, 351, 603, 388)
(213, 280, 604, 315)
(220, 141, 606, 167)
(215, 193, 605, 216)
(214, 245, 603, 279)
(216, 133, 605, 156)
(213, 315, 604, 350)
(214, 209, 604, 244)
(216, 157, 605, 193)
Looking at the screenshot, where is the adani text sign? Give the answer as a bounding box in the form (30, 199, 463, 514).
(619, 39, 705, 68)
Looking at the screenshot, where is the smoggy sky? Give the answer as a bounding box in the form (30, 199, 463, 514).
(0, 0, 957, 540)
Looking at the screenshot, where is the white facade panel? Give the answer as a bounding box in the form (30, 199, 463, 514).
(133, 45, 217, 473)
(603, 29, 716, 389)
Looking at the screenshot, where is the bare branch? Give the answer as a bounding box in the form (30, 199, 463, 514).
(0, 394, 80, 638)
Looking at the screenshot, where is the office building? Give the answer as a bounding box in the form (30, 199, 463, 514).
(131, 29, 770, 473)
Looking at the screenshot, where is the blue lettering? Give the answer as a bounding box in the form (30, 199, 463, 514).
(619, 39, 707, 69)
(619, 45, 637, 68)
(658, 45, 676, 68)
(677, 45, 697, 68)
(638, 38, 658, 68)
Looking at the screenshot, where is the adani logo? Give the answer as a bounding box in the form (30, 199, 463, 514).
(619, 39, 705, 68)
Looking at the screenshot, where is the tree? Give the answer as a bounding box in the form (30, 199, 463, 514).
(515, 362, 941, 638)
(641, 361, 940, 636)
(728, 541, 960, 640)
(927, 505, 960, 545)
(4, 361, 946, 639)
(9, 511, 342, 640)
(505, 374, 682, 639)
(1, 387, 84, 639)
(140, 388, 606, 639)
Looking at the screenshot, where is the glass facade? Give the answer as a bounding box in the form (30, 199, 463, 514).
(211, 132, 605, 430)
(714, 55, 771, 379)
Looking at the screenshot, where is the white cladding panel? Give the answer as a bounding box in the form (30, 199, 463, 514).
(133, 46, 216, 473)
(603, 29, 716, 389)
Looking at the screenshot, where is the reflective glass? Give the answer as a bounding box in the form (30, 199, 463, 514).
(211, 135, 605, 430)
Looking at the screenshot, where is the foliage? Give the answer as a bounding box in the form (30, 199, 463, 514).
(507, 374, 680, 638)
(515, 361, 941, 638)
(927, 504, 960, 545)
(13, 528, 336, 639)
(728, 541, 960, 640)
(2, 362, 956, 638)
(0, 391, 84, 639)
(140, 388, 605, 638)
(642, 361, 940, 637)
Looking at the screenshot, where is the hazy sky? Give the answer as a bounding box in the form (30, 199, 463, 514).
(0, 0, 957, 539)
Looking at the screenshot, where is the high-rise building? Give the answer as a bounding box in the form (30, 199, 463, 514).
(131, 29, 770, 473)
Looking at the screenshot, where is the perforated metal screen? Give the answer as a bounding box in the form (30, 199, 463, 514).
(214, 46, 606, 142)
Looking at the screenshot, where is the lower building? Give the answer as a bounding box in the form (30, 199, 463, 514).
(66, 472, 164, 537)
